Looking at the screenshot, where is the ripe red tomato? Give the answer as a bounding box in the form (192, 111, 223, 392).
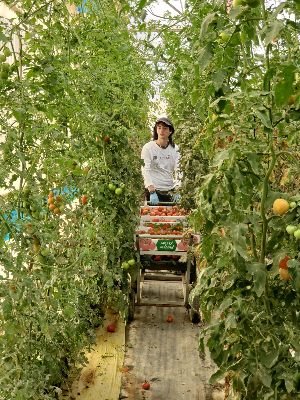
(142, 381, 150, 390)
(279, 255, 290, 270)
(49, 203, 56, 211)
(81, 195, 88, 205)
(106, 323, 116, 333)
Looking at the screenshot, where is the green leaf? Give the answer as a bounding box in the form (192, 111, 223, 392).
(264, 20, 284, 46)
(219, 297, 233, 313)
(259, 367, 272, 387)
(212, 149, 230, 168)
(199, 13, 215, 41)
(244, 152, 261, 175)
(2, 297, 13, 320)
(191, 90, 200, 106)
(225, 313, 237, 331)
(198, 46, 212, 70)
(260, 346, 279, 368)
(247, 263, 266, 297)
(231, 223, 249, 260)
(229, 5, 244, 19)
(137, 0, 148, 10)
(209, 368, 225, 384)
(274, 2, 287, 17)
(212, 70, 226, 91)
(274, 64, 296, 106)
(0, 30, 8, 42)
(255, 110, 272, 128)
(284, 377, 294, 393)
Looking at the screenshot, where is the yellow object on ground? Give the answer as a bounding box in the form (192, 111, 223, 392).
(62, 310, 125, 400)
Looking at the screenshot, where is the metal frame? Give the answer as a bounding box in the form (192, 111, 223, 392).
(135, 232, 194, 307)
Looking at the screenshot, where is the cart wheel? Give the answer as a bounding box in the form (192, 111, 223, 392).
(127, 289, 135, 322)
(189, 307, 201, 324)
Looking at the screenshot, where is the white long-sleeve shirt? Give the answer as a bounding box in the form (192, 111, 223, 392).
(141, 141, 182, 191)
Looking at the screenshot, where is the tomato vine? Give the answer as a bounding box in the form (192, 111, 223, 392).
(157, 0, 300, 398)
(0, 1, 152, 398)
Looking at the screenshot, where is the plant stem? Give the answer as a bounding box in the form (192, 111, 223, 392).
(260, 145, 276, 263)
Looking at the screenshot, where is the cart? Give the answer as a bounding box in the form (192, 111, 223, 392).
(133, 203, 199, 312)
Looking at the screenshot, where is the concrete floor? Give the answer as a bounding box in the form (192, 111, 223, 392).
(120, 278, 224, 400)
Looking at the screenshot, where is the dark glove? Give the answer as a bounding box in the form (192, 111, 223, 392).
(149, 191, 159, 205)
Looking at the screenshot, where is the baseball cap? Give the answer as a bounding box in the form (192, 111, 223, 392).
(155, 117, 174, 133)
(156, 117, 173, 127)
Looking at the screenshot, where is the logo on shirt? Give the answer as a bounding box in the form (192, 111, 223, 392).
(153, 155, 170, 160)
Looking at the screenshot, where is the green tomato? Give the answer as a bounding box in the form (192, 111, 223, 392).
(0, 70, 9, 80)
(128, 259, 136, 266)
(219, 32, 230, 42)
(115, 188, 123, 196)
(121, 262, 129, 270)
(40, 248, 50, 257)
(294, 229, 300, 239)
(3, 48, 11, 57)
(232, 0, 243, 7)
(210, 113, 218, 122)
(286, 225, 297, 235)
(289, 201, 297, 209)
(108, 183, 116, 191)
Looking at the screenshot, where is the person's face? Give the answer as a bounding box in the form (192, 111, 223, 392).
(156, 123, 171, 139)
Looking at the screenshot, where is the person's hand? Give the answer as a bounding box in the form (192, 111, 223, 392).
(148, 185, 156, 193)
(172, 193, 181, 203)
(150, 192, 159, 205)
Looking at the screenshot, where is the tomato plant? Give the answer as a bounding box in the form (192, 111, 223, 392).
(0, 1, 153, 398)
(158, 0, 300, 397)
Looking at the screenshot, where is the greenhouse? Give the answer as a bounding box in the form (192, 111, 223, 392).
(0, 1, 300, 399)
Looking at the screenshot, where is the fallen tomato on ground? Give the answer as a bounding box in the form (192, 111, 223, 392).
(142, 381, 150, 390)
(166, 315, 174, 323)
(106, 323, 116, 333)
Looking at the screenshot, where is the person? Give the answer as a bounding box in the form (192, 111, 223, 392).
(141, 117, 182, 205)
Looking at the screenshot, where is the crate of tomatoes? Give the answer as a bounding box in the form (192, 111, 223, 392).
(136, 205, 191, 254)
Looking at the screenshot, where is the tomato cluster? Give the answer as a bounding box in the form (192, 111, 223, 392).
(48, 191, 64, 215)
(138, 222, 183, 236)
(137, 228, 183, 236)
(140, 205, 187, 216)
